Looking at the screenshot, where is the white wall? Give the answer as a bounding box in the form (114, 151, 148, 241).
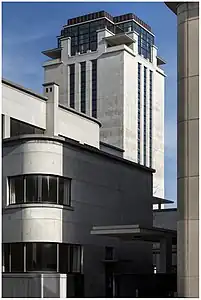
(97, 50, 124, 149)
(58, 107, 100, 147)
(123, 50, 138, 162)
(152, 70, 165, 198)
(2, 81, 100, 149)
(2, 83, 46, 129)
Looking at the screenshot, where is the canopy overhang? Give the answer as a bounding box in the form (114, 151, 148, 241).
(91, 224, 176, 242)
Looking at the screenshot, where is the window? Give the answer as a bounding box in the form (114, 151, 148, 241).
(42, 176, 57, 203)
(11, 243, 24, 272)
(80, 62, 86, 113)
(58, 19, 110, 56)
(144, 67, 147, 166)
(92, 60, 97, 118)
(10, 118, 44, 137)
(9, 175, 71, 206)
(26, 175, 39, 203)
(71, 245, 82, 273)
(3, 244, 10, 272)
(149, 70, 153, 168)
(105, 247, 114, 260)
(3, 242, 83, 274)
(26, 243, 57, 271)
(9, 176, 24, 204)
(69, 64, 75, 108)
(59, 243, 70, 273)
(137, 63, 141, 164)
(59, 177, 71, 206)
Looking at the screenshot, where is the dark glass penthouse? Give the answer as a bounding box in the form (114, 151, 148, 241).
(58, 11, 154, 61)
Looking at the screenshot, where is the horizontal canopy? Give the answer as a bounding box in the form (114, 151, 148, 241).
(91, 224, 176, 242)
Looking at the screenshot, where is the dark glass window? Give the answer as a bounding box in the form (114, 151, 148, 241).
(41, 176, 57, 203)
(10, 118, 44, 137)
(3, 244, 10, 272)
(9, 176, 24, 204)
(137, 63, 141, 164)
(58, 18, 114, 56)
(116, 20, 154, 61)
(11, 243, 24, 272)
(69, 64, 75, 108)
(149, 70, 153, 168)
(59, 244, 70, 274)
(92, 60, 97, 118)
(144, 67, 147, 166)
(26, 243, 57, 272)
(80, 62, 86, 113)
(9, 175, 71, 206)
(105, 247, 114, 260)
(71, 245, 81, 273)
(59, 177, 71, 206)
(26, 175, 39, 203)
(3, 242, 82, 274)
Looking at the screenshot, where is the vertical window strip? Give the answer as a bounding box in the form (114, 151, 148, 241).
(149, 70, 153, 168)
(69, 64, 75, 108)
(92, 60, 97, 118)
(137, 63, 141, 163)
(144, 66, 147, 166)
(80, 62, 86, 113)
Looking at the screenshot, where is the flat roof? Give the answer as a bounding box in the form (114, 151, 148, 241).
(157, 56, 166, 65)
(42, 48, 61, 59)
(91, 224, 177, 242)
(105, 33, 135, 47)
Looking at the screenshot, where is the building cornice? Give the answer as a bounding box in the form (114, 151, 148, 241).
(2, 78, 47, 101)
(3, 135, 156, 174)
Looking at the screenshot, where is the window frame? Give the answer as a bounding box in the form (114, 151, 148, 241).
(8, 174, 72, 207)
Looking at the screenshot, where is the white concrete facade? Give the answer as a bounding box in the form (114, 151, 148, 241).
(2, 77, 158, 297)
(2, 79, 100, 148)
(43, 26, 165, 203)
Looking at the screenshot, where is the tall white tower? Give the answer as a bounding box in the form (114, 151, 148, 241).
(43, 11, 166, 204)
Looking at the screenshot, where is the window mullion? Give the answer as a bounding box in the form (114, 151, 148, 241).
(24, 176, 26, 203)
(57, 177, 59, 205)
(57, 244, 59, 272)
(24, 244, 26, 272)
(9, 244, 11, 272)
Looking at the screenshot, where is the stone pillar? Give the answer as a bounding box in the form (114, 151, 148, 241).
(165, 2, 199, 297)
(159, 238, 172, 273)
(43, 82, 59, 136)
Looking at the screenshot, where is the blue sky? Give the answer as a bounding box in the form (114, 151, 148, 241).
(2, 2, 177, 206)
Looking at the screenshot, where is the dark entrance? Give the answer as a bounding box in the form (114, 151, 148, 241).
(115, 273, 177, 297)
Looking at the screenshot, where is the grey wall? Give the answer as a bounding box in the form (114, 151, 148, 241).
(153, 209, 178, 231)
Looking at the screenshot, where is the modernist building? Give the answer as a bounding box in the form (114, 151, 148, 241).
(2, 77, 176, 298)
(42, 11, 166, 202)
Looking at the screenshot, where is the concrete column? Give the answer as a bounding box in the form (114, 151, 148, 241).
(60, 37, 71, 60)
(165, 2, 199, 297)
(43, 82, 59, 136)
(2, 115, 10, 139)
(159, 238, 172, 273)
